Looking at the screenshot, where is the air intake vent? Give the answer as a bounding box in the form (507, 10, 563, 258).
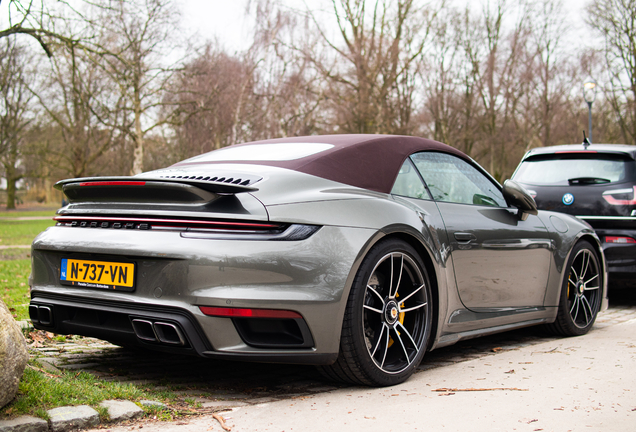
(157, 174, 259, 186)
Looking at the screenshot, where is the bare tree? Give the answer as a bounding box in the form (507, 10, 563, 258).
(587, 0, 636, 144)
(306, 0, 436, 134)
(31, 38, 126, 178)
(246, 0, 325, 139)
(168, 45, 255, 160)
(0, 0, 87, 56)
(0, 39, 36, 209)
(89, 0, 184, 175)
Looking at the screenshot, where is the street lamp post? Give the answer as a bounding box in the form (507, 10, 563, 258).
(583, 77, 597, 143)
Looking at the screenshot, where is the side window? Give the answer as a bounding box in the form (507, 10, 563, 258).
(391, 158, 431, 200)
(411, 152, 506, 207)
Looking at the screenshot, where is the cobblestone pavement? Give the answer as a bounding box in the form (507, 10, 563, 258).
(27, 291, 636, 409)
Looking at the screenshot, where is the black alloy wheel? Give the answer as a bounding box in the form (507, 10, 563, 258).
(319, 239, 432, 386)
(546, 240, 603, 336)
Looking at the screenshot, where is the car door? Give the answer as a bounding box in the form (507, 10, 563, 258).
(411, 152, 553, 310)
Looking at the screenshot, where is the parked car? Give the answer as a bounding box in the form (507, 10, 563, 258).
(512, 141, 636, 287)
(30, 135, 607, 386)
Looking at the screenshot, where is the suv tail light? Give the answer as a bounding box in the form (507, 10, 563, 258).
(605, 236, 636, 244)
(602, 186, 636, 205)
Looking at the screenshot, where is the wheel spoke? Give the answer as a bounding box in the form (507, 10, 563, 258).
(570, 295, 580, 321)
(392, 325, 411, 365)
(392, 254, 404, 299)
(388, 255, 394, 298)
(581, 295, 593, 326)
(367, 285, 385, 304)
(399, 301, 428, 313)
(363, 304, 383, 314)
(370, 323, 387, 358)
(396, 321, 419, 354)
(570, 265, 580, 282)
(399, 283, 424, 304)
(583, 273, 599, 287)
(380, 327, 390, 369)
(580, 251, 590, 281)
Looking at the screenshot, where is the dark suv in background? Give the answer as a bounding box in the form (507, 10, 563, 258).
(512, 141, 636, 287)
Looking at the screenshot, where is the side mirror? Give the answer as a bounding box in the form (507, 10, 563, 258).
(503, 179, 538, 221)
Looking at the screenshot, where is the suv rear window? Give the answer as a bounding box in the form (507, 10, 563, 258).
(514, 153, 634, 185)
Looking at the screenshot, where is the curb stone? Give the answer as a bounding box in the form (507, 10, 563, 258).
(35, 359, 61, 375)
(47, 405, 99, 432)
(0, 416, 48, 432)
(0, 399, 162, 432)
(139, 401, 167, 409)
(99, 400, 143, 422)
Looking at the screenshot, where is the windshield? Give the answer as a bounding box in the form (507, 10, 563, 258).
(514, 154, 632, 185)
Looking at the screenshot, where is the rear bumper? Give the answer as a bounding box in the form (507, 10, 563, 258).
(29, 293, 337, 364)
(29, 224, 376, 364)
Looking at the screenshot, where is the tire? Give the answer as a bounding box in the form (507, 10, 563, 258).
(545, 240, 603, 336)
(319, 239, 433, 386)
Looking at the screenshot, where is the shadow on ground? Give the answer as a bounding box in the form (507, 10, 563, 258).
(33, 285, 635, 399)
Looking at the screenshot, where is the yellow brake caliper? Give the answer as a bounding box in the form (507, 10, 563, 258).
(388, 293, 406, 347)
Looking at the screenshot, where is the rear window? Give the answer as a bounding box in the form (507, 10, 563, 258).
(514, 153, 634, 185)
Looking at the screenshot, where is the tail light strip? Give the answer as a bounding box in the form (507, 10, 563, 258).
(53, 216, 321, 241)
(54, 216, 281, 230)
(602, 186, 636, 205)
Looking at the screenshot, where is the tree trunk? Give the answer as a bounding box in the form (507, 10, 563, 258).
(130, 98, 144, 175)
(4, 165, 18, 210)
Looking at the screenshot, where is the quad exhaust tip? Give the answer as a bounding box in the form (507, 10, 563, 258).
(131, 319, 186, 346)
(29, 305, 53, 326)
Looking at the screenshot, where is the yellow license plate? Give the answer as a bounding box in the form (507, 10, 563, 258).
(60, 258, 135, 291)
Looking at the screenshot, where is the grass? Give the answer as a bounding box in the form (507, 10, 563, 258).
(0, 248, 31, 261)
(0, 219, 56, 247)
(0, 210, 58, 218)
(0, 259, 30, 320)
(0, 364, 177, 420)
(0, 207, 207, 424)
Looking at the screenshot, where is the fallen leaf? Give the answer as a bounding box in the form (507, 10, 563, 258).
(212, 413, 231, 431)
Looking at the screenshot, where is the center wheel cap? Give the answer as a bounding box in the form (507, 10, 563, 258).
(577, 281, 585, 294)
(385, 301, 399, 325)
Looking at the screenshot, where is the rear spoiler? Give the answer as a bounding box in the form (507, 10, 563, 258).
(55, 176, 259, 204)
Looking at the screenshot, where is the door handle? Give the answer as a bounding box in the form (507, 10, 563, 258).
(454, 232, 476, 242)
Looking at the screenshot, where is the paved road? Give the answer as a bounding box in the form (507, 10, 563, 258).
(87, 310, 636, 432)
(32, 291, 636, 427)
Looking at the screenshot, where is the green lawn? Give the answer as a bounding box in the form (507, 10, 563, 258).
(6, 369, 151, 420)
(0, 210, 57, 218)
(0, 259, 30, 320)
(0, 219, 56, 246)
(1, 366, 180, 421)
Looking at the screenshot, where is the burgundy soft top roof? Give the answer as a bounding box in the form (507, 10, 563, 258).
(173, 134, 469, 194)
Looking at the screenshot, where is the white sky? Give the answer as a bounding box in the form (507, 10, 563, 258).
(180, 0, 310, 52)
(0, 0, 591, 52)
(180, 0, 592, 52)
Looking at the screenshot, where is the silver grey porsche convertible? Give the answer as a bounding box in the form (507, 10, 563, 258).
(30, 134, 608, 386)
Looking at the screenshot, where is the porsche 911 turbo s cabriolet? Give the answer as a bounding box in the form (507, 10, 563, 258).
(30, 134, 608, 386)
